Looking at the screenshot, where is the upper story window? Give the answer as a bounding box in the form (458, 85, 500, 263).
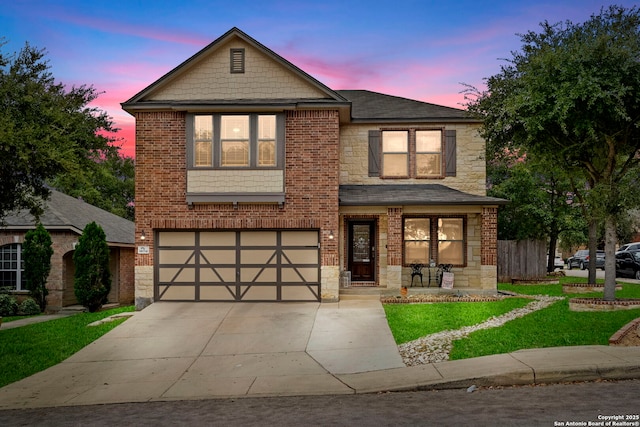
(369, 128, 456, 178)
(382, 129, 442, 178)
(190, 113, 283, 169)
(0, 243, 25, 291)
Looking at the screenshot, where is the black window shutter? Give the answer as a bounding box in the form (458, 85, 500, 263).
(445, 130, 457, 176)
(368, 130, 381, 177)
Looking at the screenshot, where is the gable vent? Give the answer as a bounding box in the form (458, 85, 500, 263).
(230, 48, 245, 73)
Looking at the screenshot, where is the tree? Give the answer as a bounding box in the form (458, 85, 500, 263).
(487, 153, 585, 273)
(73, 222, 111, 312)
(51, 151, 135, 221)
(0, 40, 118, 223)
(466, 5, 640, 300)
(22, 224, 53, 312)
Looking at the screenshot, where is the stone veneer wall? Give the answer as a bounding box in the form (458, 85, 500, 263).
(339, 123, 487, 196)
(134, 109, 340, 308)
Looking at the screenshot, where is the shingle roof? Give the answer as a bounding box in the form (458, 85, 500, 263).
(339, 184, 508, 206)
(337, 90, 478, 123)
(2, 190, 134, 245)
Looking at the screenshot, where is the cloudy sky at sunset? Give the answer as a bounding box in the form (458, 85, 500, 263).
(1, 0, 636, 158)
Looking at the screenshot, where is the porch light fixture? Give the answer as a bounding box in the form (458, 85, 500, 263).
(140, 230, 146, 241)
(328, 230, 334, 240)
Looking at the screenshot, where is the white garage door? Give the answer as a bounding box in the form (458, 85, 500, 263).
(156, 230, 320, 302)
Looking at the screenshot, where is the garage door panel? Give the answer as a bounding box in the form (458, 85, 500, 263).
(159, 267, 195, 282)
(156, 230, 319, 302)
(159, 232, 195, 246)
(159, 250, 195, 265)
(240, 250, 277, 265)
(282, 249, 319, 264)
(158, 285, 196, 300)
(241, 267, 277, 282)
(201, 249, 236, 265)
(200, 267, 235, 282)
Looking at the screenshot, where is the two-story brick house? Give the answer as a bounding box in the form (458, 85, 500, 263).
(122, 27, 505, 309)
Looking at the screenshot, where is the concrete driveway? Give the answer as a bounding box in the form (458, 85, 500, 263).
(0, 299, 405, 408)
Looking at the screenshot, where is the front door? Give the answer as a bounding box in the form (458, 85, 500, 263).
(349, 221, 375, 282)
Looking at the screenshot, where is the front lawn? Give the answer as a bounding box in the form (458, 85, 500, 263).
(0, 306, 134, 388)
(384, 278, 640, 361)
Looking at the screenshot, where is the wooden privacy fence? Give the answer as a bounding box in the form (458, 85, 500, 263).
(497, 240, 546, 283)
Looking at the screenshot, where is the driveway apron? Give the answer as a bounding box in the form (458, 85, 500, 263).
(0, 300, 405, 408)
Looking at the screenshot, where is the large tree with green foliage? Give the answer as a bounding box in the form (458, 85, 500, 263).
(51, 151, 135, 221)
(466, 5, 640, 300)
(0, 40, 118, 223)
(73, 222, 111, 312)
(22, 223, 53, 312)
(487, 152, 585, 272)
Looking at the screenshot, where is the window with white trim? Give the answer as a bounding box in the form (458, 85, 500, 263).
(381, 129, 443, 178)
(0, 243, 25, 290)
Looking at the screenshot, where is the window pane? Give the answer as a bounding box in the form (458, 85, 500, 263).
(221, 141, 249, 166)
(194, 115, 213, 167)
(258, 115, 276, 139)
(438, 218, 463, 240)
(416, 153, 441, 176)
(405, 241, 429, 264)
(221, 116, 249, 139)
(439, 241, 463, 264)
(258, 141, 276, 166)
(404, 218, 430, 241)
(416, 130, 441, 152)
(383, 153, 408, 176)
(382, 131, 408, 152)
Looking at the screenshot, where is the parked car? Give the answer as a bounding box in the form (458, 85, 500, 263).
(547, 255, 564, 269)
(615, 250, 640, 280)
(567, 249, 605, 270)
(617, 242, 640, 253)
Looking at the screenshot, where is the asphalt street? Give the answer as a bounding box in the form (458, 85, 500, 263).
(1, 379, 639, 426)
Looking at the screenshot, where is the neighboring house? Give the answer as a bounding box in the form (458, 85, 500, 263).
(0, 190, 135, 311)
(122, 27, 506, 309)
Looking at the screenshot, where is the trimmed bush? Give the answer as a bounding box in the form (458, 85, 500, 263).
(23, 224, 53, 312)
(0, 294, 18, 316)
(73, 222, 111, 312)
(18, 298, 41, 315)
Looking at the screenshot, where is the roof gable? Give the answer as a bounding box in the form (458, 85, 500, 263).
(123, 27, 347, 109)
(2, 190, 134, 245)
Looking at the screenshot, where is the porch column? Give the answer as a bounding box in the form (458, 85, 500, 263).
(480, 206, 498, 289)
(386, 207, 403, 290)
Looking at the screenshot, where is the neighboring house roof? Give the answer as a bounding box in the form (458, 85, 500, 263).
(339, 185, 508, 206)
(2, 190, 134, 246)
(337, 90, 478, 124)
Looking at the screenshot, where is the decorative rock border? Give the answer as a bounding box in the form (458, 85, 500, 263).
(569, 298, 640, 311)
(609, 317, 640, 346)
(381, 294, 503, 304)
(511, 278, 560, 285)
(562, 283, 622, 294)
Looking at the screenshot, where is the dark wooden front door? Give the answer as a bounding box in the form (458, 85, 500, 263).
(349, 221, 375, 282)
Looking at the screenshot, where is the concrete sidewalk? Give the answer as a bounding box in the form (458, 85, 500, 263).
(0, 300, 639, 409)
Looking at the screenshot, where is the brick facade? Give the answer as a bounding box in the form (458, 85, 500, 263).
(134, 109, 340, 302)
(481, 207, 498, 266)
(0, 231, 134, 312)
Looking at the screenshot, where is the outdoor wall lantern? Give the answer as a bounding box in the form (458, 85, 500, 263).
(140, 230, 146, 241)
(328, 230, 334, 240)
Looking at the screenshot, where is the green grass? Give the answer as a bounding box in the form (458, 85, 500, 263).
(384, 278, 640, 360)
(0, 306, 134, 388)
(384, 298, 531, 344)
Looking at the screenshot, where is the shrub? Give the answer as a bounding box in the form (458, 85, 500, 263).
(18, 298, 41, 315)
(23, 224, 53, 312)
(0, 294, 18, 316)
(74, 222, 111, 312)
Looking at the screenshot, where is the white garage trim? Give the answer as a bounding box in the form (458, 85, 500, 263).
(155, 230, 320, 302)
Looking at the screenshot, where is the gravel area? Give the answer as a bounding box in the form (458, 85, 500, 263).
(398, 295, 564, 365)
